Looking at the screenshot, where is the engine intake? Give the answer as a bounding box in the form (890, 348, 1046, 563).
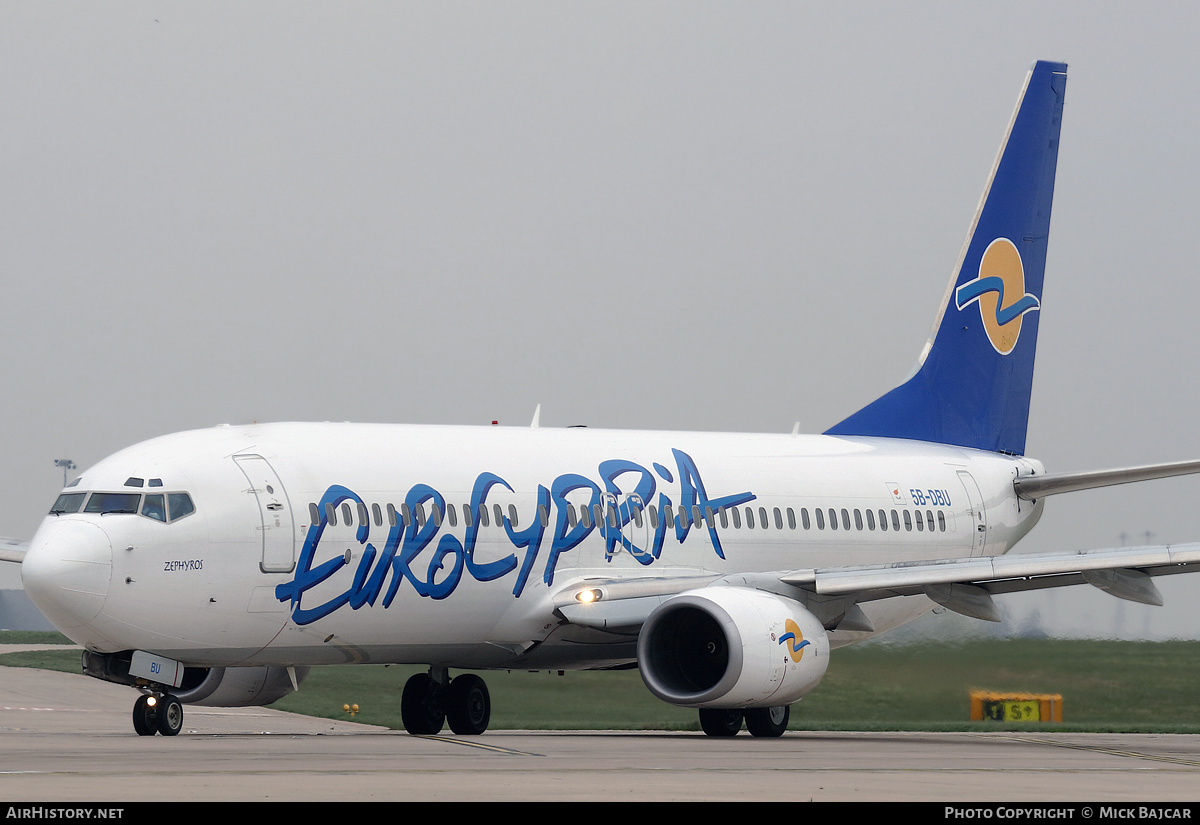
(637, 587, 829, 708)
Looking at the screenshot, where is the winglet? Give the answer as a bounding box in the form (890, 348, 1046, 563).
(826, 61, 1068, 455)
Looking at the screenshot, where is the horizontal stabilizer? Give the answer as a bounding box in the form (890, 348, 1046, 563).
(1014, 459, 1200, 500)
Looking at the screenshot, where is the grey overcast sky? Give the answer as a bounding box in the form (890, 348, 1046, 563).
(4, 2, 1200, 638)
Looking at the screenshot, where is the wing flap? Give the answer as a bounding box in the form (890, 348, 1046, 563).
(785, 544, 1200, 595)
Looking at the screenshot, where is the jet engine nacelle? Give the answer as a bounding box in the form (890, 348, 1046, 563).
(637, 586, 829, 709)
(173, 665, 309, 707)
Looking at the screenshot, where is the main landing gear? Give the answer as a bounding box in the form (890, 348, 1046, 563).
(698, 705, 790, 737)
(401, 668, 491, 735)
(132, 691, 184, 736)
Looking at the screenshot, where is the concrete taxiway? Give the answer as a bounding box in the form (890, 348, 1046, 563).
(3, 664, 1200, 802)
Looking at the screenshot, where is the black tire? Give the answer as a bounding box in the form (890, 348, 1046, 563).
(132, 694, 157, 736)
(745, 705, 790, 738)
(446, 674, 491, 735)
(698, 708, 744, 737)
(156, 694, 184, 736)
(401, 672, 445, 735)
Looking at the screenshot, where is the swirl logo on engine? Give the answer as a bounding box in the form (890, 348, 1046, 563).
(778, 618, 811, 662)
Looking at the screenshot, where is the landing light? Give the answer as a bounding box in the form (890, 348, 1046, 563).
(576, 589, 602, 604)
(145, 695, 157, 707)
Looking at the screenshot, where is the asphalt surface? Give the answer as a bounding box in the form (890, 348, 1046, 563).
(3, 660, 1200, 802)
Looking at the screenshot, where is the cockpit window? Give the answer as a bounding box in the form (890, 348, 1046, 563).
(168, 493, 195, 522)
(57, 490, 196, 522)
(142, 494, 166, 522)
(50, 492, 86, 514)
(84, 492, 141, 515)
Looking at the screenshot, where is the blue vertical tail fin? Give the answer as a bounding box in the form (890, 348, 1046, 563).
(825, 60, 1067, 456)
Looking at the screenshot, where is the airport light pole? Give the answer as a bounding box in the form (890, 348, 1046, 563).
(54, 459, 76, 488)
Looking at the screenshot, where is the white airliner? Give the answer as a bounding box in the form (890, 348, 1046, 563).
(7, 60, 1200, 739)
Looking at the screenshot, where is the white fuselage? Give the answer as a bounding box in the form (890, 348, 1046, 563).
(22, 422, 1044, 670)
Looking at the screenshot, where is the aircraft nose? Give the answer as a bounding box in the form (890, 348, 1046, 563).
(22, 519, 113, 631)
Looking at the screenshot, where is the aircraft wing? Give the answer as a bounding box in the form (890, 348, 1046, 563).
(0, 538, 27, 564)
(555, 543, 1200, 630)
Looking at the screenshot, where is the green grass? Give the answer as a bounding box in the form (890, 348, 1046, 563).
(268, 639, 1200, 733)
(5, 633, 1200, 733)
(0, 631, 79, 673)
(0, 630, 73, 645)
(794, 639, 1200, 732)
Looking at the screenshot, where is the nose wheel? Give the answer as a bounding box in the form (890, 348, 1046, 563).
(132, 692, 184, 736)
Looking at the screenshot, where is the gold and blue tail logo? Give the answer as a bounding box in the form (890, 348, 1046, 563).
(954, 238, 1041, 355)
(778, 618, 811, 663)
(824, 61, 1066, 456)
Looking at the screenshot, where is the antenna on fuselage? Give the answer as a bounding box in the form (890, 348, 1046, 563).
(530, 404, 541, 428)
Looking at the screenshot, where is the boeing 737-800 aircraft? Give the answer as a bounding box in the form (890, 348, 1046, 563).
(7, 60, 1200, 738)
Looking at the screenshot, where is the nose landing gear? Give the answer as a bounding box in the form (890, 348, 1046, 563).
(132, 692, 184, 736)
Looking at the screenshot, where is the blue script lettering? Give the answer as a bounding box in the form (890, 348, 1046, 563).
(275, 449, 755, 624)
